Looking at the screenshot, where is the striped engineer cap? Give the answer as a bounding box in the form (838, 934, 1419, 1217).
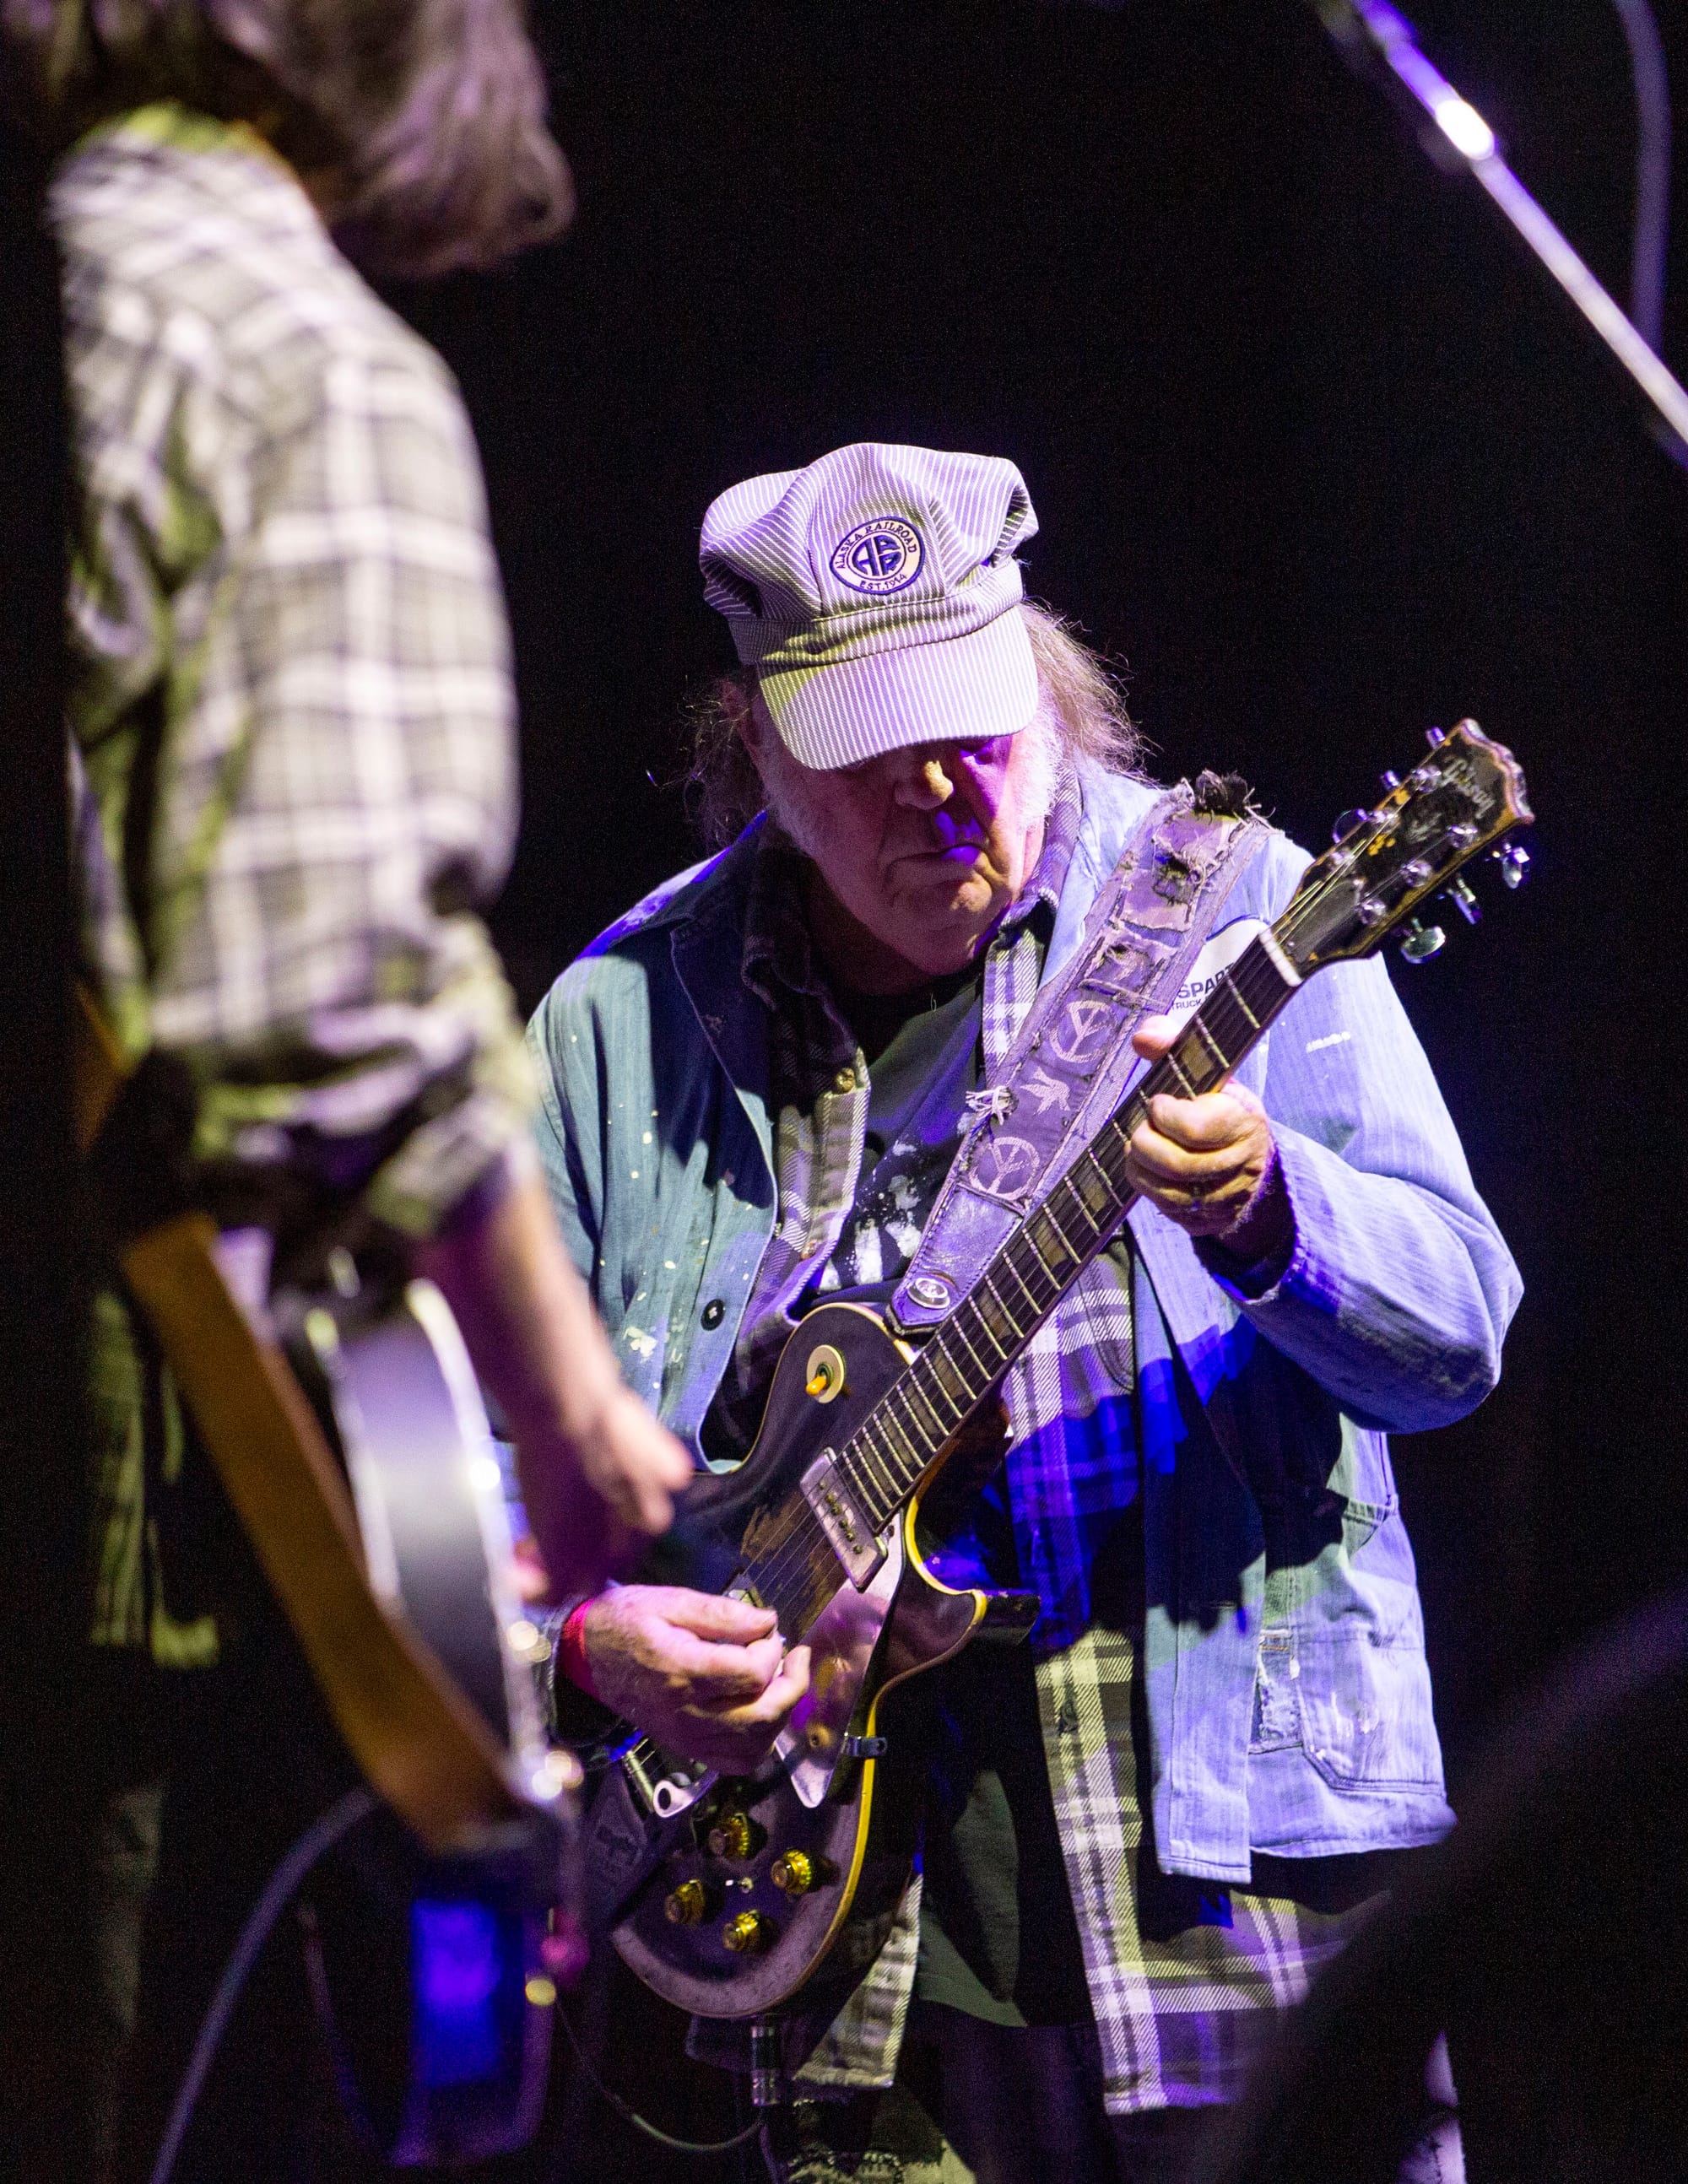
(699, 442, 1041, 770)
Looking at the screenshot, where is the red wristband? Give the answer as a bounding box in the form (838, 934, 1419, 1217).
(559, 1597, 598, 1699)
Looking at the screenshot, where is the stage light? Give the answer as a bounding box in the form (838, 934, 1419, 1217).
(1431, 95, 1494, 163)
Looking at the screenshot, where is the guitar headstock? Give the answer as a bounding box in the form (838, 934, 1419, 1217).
(1278, 720, 1532, 975)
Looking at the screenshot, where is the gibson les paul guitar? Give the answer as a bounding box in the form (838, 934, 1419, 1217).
(585, 720, 1531, 2022)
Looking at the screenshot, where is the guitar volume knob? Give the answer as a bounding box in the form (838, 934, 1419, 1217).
(722, 1911, 773, 1954)
(665, 1879, 710, 1926)
(770, 1851, 814, 1895)
(707, 1812, 763, 1862)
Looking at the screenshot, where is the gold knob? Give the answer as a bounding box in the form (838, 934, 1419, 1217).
(707, 1811, 761, 1861)
(721, 1911, 772, 1954)
(664, 1879, 708, 1926)
(770, 1851, 814, 1895)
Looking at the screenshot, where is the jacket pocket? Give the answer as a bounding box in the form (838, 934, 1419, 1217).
(1339, 1494, 1397, 1558)
(1293, 1625, 1445, 1792)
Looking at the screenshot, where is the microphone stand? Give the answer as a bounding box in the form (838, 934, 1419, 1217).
(1306, 0, 1688, 468)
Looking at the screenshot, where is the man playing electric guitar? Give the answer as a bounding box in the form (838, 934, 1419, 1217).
(529, 445, 1522, 2183)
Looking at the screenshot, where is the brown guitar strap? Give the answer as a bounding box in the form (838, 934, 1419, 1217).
(73, 989, 528, 1852)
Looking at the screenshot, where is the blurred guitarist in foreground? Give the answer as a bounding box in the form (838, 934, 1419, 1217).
(2, 1, 690, 2174)
(528, 446, 1523, 2183)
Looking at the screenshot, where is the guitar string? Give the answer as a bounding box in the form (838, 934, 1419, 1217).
(738, 936, 1296, 1624)
(742, 937, 1294, 1615)
(738, 765, 1507, 1617)
(621, 790, 1495, 1739)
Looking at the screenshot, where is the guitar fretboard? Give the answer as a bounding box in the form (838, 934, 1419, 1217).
(739, 932, 1301, 1629)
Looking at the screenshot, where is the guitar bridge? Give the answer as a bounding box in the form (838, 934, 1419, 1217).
(799, 1453, 886, 1589)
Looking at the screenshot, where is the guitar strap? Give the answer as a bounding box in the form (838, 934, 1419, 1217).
(73, 988, 530, 1852)
(890, 777, 1269, 1334)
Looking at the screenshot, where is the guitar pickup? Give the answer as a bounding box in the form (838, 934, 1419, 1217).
(799, 1453, 886, 1589)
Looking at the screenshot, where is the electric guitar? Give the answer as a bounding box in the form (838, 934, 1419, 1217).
(282, 1277, 576, 2166)
(75, 997, 582, 2167)
(583, 720, 1532, 2022)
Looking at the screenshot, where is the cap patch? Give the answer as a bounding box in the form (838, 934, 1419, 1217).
(830, 516, 924, 596)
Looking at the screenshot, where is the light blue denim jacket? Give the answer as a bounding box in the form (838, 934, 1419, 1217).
(528, 765, 1521, 1890)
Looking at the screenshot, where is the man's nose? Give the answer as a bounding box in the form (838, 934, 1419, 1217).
(899, 754, 955, 808)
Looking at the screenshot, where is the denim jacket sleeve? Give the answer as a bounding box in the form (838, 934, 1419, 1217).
(528, 963, 609, 1286)
(1199, 831, 1523, 1432)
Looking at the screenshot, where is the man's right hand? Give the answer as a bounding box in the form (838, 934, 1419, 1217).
(582, 1586, 811, 1775)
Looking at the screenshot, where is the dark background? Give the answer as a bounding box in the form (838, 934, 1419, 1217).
(3, 0, 1685, 2171)
(397, 0, 1688, 1758)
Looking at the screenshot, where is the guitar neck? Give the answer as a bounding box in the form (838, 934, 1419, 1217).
(825, 927, 1305, 1537)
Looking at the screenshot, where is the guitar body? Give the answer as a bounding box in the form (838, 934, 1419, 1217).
(607, 1302, 1036, 2019)
(284, 1280, 567, 2165)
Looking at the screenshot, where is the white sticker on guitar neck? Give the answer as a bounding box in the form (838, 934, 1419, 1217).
(1166, 918, 1269, 1029)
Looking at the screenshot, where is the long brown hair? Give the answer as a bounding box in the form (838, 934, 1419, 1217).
(2, 0, 571, 274)
(680, 601, 1144, 851)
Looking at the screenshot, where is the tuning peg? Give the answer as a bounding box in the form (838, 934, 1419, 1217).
(1443, 875, 1481, 924)
(1379, 770, 1401, 792)
(1331, 808, 1371, 844)
(1399, 916, 1447, 964)
(1426, 726, 1447, 747)
(1492, 841, 1530, 889)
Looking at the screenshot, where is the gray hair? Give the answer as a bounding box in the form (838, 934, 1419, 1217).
(2, 0, 571, 275)
(680, 600, 1142, 851)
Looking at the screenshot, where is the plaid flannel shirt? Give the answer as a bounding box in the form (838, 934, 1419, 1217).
(710, 790, 1377, 2113)
(54, 106, 536, 1657)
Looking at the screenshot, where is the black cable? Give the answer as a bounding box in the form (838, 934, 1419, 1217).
(145, 1787, 378, 2184)
(555, 2006, 766, 2156)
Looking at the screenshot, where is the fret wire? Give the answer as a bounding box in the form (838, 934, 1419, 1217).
(1234, 949, 1292, 1016)
(843, 1468, 890, 1539)
(1161, 1048, 1196, 1096)
(1196, 992, 1247, 1060)
(1096, 1116, 1136, 1189)
(949, 1311, 995, 1381)
(860, 1414, 913, 1503)
(906, 1370, 955, 1441)
(1183, 1019, 1229, 1084)
(1042, 1194, 1093, 1268)
(973, 1282, 1018, 1357)
(1018, 1237, 1062, 1310)
(888, 1383, 939, 1459)
(918, 1354, 967, 1427)
(928, 1339, 974, 1409)
(999, 1249, 1045, 1318)
(841, 1435, 893, 1525)
(853, 1425, 898, 1506)
(1068, 1157, 1117, 1228)
(1028, 1208, 1072, 1274)
(1220, 962, 1261, 1030)
(875, 1406, 923, 1484)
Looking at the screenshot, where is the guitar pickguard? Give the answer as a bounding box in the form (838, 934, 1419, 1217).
(776, 1529, 904, 1808)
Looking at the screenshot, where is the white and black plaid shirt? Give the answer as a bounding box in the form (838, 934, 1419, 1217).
(55, 105, 536, 1654)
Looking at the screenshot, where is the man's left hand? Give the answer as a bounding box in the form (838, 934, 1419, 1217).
(1124, 1016, 1291, 1263)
